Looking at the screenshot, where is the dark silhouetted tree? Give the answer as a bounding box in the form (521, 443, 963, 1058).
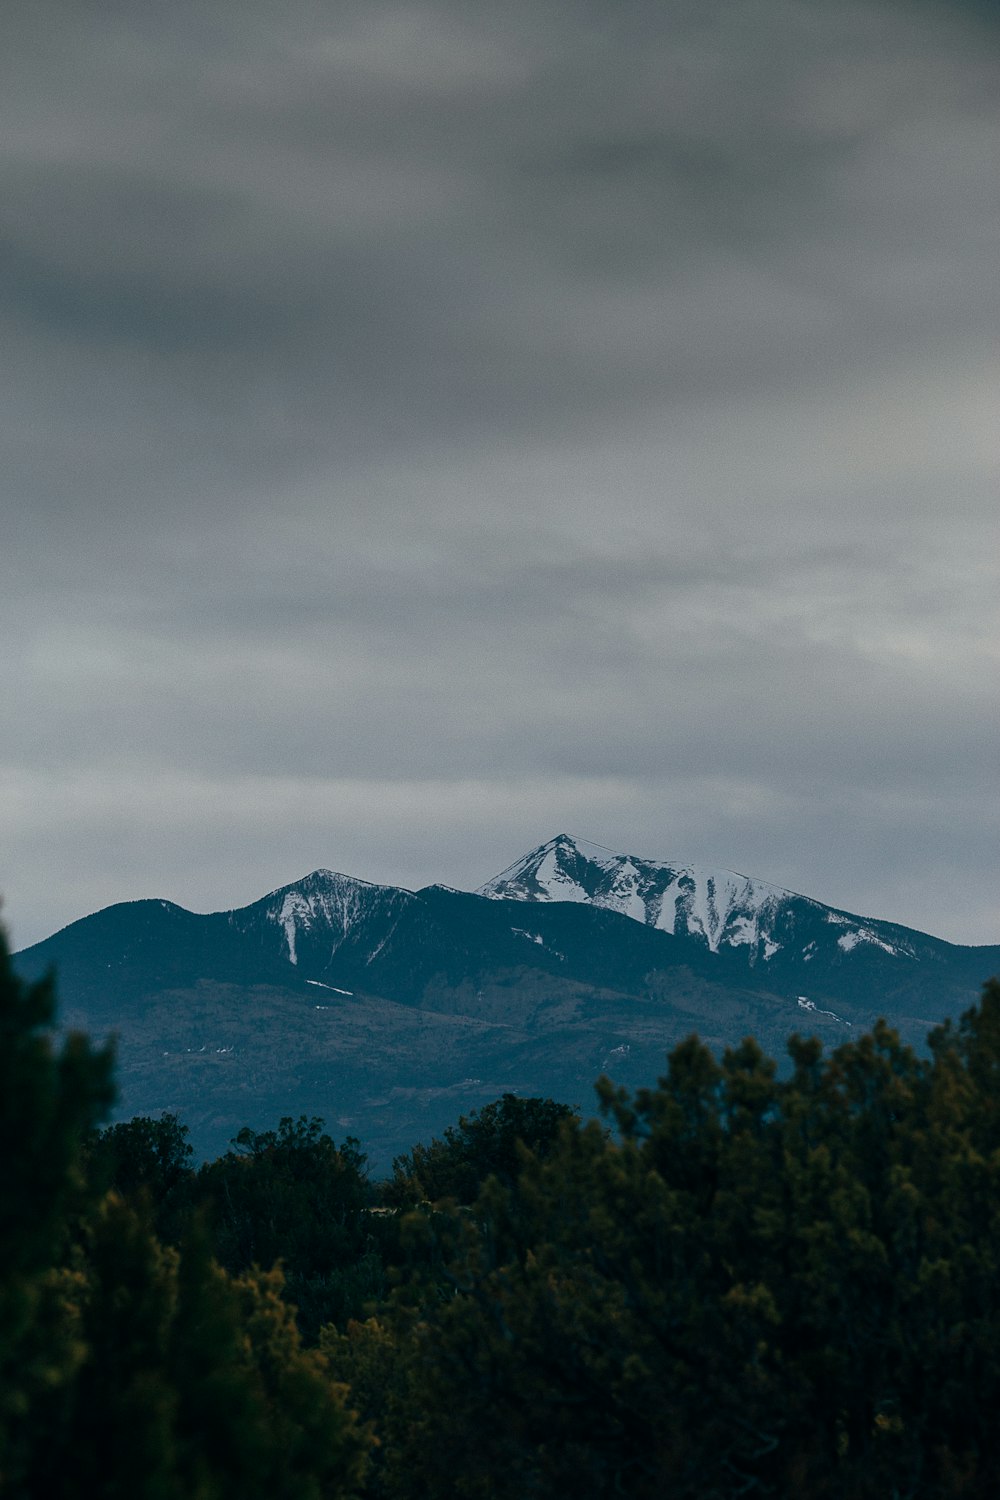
(0, 921, 114, 1490)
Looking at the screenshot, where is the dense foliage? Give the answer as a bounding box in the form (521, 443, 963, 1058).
(322, 1001, 1000, 1499)
(383, 1092, 577, 1205)
(5, 915, 1000, 1497)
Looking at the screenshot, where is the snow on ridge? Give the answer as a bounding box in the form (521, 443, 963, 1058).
(247, 869, 414, 967)
(278, 891, 309, 965)
(837, 928, 899, 957)
(604, 858, 648, 923)
(662, 867, 786, 953)
(482, 834, 804, 907)
(825, 910, 903, 957)
(262, 867, 404, 903)
(533, 846, 591, 903)
(484, 836, 924, 959)
(480, 835, 803, 954)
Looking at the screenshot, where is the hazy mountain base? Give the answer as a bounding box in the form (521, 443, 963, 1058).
(58, 969, 899, 1166)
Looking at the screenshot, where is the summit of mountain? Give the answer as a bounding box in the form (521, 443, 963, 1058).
(478, 832, 936, 963)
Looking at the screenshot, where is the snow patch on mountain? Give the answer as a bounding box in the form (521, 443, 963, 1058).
(278, 892, 309, 965)
(837, 929, 899, 957)
(531, 846, 591, 903)
(826, 911, 904, 956)
(798, 996, 851, 1027)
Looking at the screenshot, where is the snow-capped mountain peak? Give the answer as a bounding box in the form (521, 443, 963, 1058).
(230, 868, 413, 967)
(478, 834, 909, 963)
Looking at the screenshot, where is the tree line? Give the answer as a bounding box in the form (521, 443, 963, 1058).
(3, 920, 1000, 1497)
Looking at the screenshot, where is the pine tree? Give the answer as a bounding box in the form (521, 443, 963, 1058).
(0, 920, 114, 1492)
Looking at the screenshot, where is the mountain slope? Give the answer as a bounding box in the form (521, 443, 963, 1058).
(13, 842, 999, 1165)
(481, 834, 915, 959)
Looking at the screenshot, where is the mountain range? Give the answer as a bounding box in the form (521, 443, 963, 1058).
(14, 835, 999, 1167)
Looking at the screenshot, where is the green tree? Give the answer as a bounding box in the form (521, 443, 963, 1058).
(193, 1116, 379, 1340)
(31, 1195, 372, 1500)
(83, 1113, 194, 1243)
(85, 1113, 193, 1202)
(383, 1094, 577, 1206)
(0, 922, 114, 1491)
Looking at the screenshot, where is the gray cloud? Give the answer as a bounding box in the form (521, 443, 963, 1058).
(1, 0, 997, 951)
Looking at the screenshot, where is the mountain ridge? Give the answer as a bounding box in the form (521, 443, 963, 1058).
(11, 835, 998, 1166)
(479, 834, 946, 962)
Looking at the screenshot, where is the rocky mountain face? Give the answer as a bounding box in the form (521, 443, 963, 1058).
(13, 837, 999, 1167)
(481, 834, 930, 964)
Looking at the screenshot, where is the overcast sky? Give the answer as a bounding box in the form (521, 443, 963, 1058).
(2, 0, 998, 951)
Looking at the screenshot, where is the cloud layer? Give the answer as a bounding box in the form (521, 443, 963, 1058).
(2, 0, 998, 948)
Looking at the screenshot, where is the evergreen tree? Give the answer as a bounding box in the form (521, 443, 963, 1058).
(31, 1197, 371, 1500)
(194, 1116, 378, 1339)
(383, 1094, 577, 1206)
(0, 922, 114, 1491)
